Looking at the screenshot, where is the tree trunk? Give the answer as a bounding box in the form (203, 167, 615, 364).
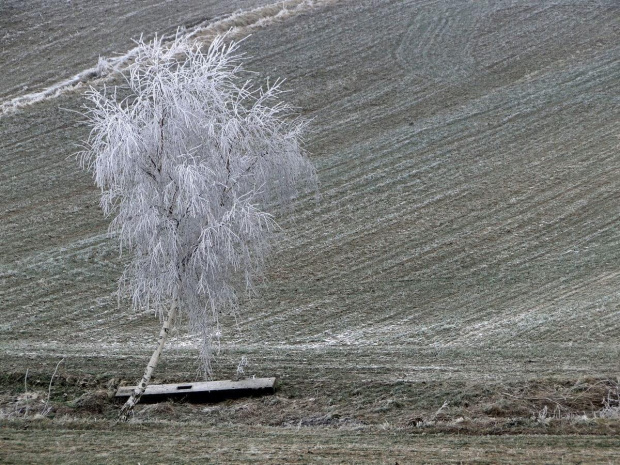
(119, 301, 178, 421)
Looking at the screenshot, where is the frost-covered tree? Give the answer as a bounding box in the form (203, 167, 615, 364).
(79, 34, 316, 420)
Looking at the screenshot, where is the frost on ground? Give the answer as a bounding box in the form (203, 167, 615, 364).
(1, 0, 620, 460)
(0, 0, 340, 115)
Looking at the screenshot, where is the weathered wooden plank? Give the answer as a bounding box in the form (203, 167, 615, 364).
(115, 377, 276, 403)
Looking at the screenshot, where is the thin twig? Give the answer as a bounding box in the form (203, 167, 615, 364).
(23, 368, 29, 418)
(43, 358, 65, 415)
(430, 400, 449, 421)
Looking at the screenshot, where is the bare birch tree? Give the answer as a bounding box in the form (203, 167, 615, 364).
(79, 34, 316, 420)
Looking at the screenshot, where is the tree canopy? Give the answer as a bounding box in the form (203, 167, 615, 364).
(80, 34, 316, 375)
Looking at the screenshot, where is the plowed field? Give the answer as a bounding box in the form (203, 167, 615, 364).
(2, 0, 620, 462)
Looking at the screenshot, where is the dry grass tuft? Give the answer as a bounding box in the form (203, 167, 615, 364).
(68, 390, 111, 414)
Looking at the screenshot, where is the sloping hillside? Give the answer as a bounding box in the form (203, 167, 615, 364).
(1, 0, 620, 461)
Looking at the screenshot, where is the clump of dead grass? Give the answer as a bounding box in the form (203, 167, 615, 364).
(0, 390, 50, 420)
(68, 390, 111, 414)
(396, 376, 620, 434)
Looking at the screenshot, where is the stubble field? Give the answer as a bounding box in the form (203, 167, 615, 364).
(1, 0, 620, 462)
